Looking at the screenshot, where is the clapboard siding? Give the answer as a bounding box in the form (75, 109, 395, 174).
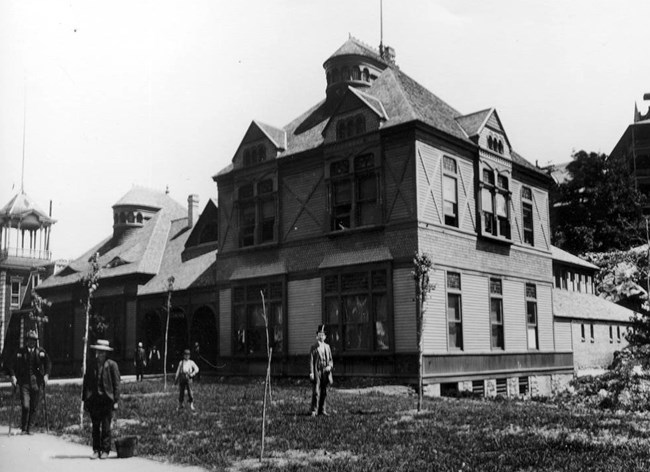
(288, 278, 322, 355)
(462, 273, 490, 352)
(422, 270, 447, 353)
(503, 279, 527, 351)
(537, 283, 554, 351)
(393, 268, 416, 353)
(554, 318, 573, 352)
(219, 288, 231, 357)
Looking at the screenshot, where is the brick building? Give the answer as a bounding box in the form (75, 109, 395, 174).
(213, 37, 572, 395)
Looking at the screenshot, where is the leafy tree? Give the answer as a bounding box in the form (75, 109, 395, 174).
(412, 252, 435, 412)
(551, 150, 646, 254)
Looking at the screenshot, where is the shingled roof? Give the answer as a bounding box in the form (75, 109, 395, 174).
(0, 191, 56, 225)
(553, 288, 635, 323)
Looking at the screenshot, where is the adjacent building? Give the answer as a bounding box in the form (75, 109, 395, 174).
(213, 37, 572, 395)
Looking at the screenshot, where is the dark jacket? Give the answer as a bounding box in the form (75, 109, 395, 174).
(309, 342, 333, 379)
(82, 358, 121, 403)
(9, 346, 52, 386)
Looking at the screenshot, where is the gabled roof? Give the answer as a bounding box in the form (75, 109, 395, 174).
(553, 288, 635, 323)
(185, 199, 218, 248)
(348, 87, 388, 119)
(0, 191, 56, 225)
(255, 120, 287, 150)
(455, 108, 492, 138)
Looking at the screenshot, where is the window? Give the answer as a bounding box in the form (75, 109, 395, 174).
(525, 283, 538, 350)
(443, 157, 459, 227)
(519, 376, 529, 395)
(617, 326, 621, 343)
(609, 325, 614, 343)
(480, 168, 511, 240)
(336, 114, 367, 140)
(243, 144, 267, 167)
(447, 272, 463, 350)
(10, 281, 20, 307)
(233, 281, 284, 356)
(329, 154, 380, 231)
(323, 268, 390, 353)
(590, 323, 594, 343)
(581, 323, 585, 342)
(490, 278, 504, 349)
(522, 186, 534, 245)
(238, 179, 276, 247)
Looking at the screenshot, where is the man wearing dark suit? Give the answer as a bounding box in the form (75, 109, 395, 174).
(133, 341, 147, 381)
(9, 329, 51, 435)
(82, 339, 121, 460)
(309, 324, 333, 416)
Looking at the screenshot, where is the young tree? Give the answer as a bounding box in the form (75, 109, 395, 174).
(79, 252, 100, 430)
(29, 288, 51, 346)
(259, 290, 272, 462)
(412, 252, 435, 412)
(163, 276, 175, 390)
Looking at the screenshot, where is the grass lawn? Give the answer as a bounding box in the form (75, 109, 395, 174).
(2, 377, 650, 471)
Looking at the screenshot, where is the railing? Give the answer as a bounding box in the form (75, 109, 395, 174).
(0, 247, 52, 261)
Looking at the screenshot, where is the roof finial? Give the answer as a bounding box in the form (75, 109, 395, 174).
(165, 185, 170, 195)
(379, 0, 384, 57)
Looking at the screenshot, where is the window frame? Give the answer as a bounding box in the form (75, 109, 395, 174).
(442, 156, 459, 227)
(446, 271, 463, 351)
(237, 178, 277, 248)
(480, 167, 512, 241)
(521, 186, 534, 246)
(232, 279, 285, 358)
(525, 283, 538, 350)
(321, 265, 392, 354)
(489, 277, 505, 350)
(327, 153, 382, 232)
(10, 280, 21, 308)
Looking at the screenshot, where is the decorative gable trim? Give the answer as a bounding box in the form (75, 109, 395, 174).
(322, 86, 387, 140)
(232, 120, 286, 169)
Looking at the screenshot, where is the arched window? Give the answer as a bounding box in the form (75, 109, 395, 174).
(498, 141, 504, 154)
(352, 66, 361, 80)
(120, 212, 126, 223)
(136, 213, 143, 223)
(332, 68, 340, 83)
(355, 115, 366, 135)
(487, 136, 494, 150)
(346, 119, 354, 138)
(127, 212, 135, 223)
(257, 144, 266, 162)
(337, 121, 346, 140)
(342, 67, 350, 80)
(363, 68, 370, 82)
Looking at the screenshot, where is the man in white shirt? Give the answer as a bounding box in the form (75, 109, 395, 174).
(174, 349, 199, 410)
(309, 324, 333, 416)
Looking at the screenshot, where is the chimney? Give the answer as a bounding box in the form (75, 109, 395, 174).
(381, 45, 396, 65)
(188, 194, 199, 228)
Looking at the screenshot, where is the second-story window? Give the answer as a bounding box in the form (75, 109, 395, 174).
(489, 278, 504, 350)
(521, 186, 534, 245)
(329, 154, 380, 231)
(443, 156, 459, 227)
(480, 169, 511, 240)
(238, 179, 276, 247)
(10, 281, 21, 307)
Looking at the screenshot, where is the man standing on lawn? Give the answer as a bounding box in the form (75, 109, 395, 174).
(175, 348, 199, 411)
(82, 339, 121, 460)
(134, 341, 147, 381)
(309, 324, 333, 416)
(9, 329, 52, 435)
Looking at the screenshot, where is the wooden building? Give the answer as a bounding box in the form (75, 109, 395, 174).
(213, 37, 572, 395)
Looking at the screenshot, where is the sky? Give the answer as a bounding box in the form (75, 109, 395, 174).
(1, 0, 649, 261)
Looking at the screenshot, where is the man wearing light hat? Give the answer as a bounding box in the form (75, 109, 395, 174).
(9, 329, 51, 434)
(309, 324, 333, 416)
(82, 339, 121, 459)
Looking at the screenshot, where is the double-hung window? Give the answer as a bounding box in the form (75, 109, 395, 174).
(490, 278, 504, 349)
(10, 281, 20, 307)
(522, 186, 534, 245)
(323, 268, 390, 353)
(233, 281, 284, 356)
(238, 179, 276, 247)
(443, 157, 459, 227)
(480, 169, 511, 240)
(525, 283, 538, 350)
(447, 272, 463, 350)
(329, 154, 380, 231)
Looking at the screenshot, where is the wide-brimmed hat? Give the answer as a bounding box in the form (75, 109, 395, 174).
(90, 339, 114, 351)
(316, 324, 326, 335)
(25, 330, 39, 340)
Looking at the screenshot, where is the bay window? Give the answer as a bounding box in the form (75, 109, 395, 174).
(480, 168, 511, 240)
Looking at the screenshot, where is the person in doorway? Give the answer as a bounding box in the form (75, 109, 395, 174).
(174, 349, 199, 411)
(309, 324, 333, 416)
(133, 341, 147, 381)
(82, 339, 121, 460)
(148, 344, 161, 374)
(9, 329, 52, 434)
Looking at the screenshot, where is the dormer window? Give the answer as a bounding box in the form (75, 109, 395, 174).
(336, 114, 366, 140)
(243, 144, 267, 167)
(480, 168, 511, 240)
(487, 135, 504, 154)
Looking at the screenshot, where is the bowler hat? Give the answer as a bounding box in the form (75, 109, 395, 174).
(183, 349, 191, 355)
(316, 324, 326, 335)
(90, 339, 114, 351)
(25, 330, 39, 340)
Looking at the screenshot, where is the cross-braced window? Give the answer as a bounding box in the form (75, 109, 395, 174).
(490, 278, 504, 349)
(525, 283, 538, 350)
(329, 154, 380, 231)
(238, 179, 276, 247)
(447, 272, 463, 350)
(521, 186, 534, 245)
(233, 281, 284, 356)
(323, 268, 390, 353)
(480, 169, 511, 240)
(443, 156, 459, 227)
